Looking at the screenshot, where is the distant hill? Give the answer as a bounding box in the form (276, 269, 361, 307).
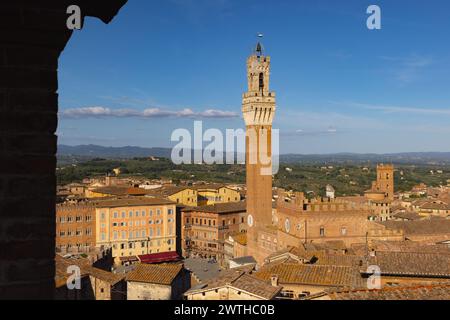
(57, 145, 450, 165)
(281, 152, 450, 165)
(58, 144, 173, 159)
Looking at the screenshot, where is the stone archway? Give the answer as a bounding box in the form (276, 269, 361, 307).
(0, 0, 127, 299)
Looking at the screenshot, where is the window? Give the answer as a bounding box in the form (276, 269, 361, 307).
(122, 231, 127, 239)
(142, 230, 146, 238)
(59, 217, 66, 224)
(121, 212, 126, 218)
(85, 215, 92, 222)
(86, 228, 92, 236)
(168, 209, 173, 215)
(113, 212, 118, 219)
(76, 230, 82, 236)
(320, 227, 325, 237)
(100, 213, 105, 221)
(76, 216, 82, 222)
(101, 233, 106, 241)
(157, 228, 161, 236)
(157, 209, 161, 216)
(59, 231, 65, 237)
(113, 231, 118, 240)
(149, 210, 153, 216)
(280, 290, 294, 299)
(142, 211, 146, 217)
(135, 211, 139, 217)
(341, 227, 347, 236)
(129, 211, 133, 218)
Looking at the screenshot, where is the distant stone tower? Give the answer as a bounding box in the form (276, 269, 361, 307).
(376, 164, 394, 201)
(242, 40, 277, 264)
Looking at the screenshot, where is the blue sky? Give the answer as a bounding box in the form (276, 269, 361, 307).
(58, 0, 450, 154)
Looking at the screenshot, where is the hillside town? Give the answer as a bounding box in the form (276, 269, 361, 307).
(54, 42, 450, 301)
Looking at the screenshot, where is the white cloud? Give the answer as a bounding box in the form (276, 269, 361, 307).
(346, 102, 450, 116)
(59, 106, 239, 119)
(380, 54, 433, 84)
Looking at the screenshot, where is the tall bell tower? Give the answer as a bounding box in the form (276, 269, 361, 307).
(242, 39, 277, 264)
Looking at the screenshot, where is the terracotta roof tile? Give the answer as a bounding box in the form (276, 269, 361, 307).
(323, 283, 450, 300)
(186, 268, 281, 300)
(184, 201, 246, 214)
(126, 263, 183, 285)
(364, 251, 450, 277)
(255, 263, 365, 288)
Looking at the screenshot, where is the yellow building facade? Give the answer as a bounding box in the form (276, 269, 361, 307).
(196, 185, 241, 206)
(94, 198, 177, 264)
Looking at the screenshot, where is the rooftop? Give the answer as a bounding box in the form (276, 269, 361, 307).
(91, 186, 150, 196)
(183, 201, 246, 214)
(126, 263, 184, 285)
(186, 268, 281, 300)
(318, 283, 450, 300)
(380, 218, 450, 236)
(95, 197, 175, 208)
(255, 263, 364, 288)
(364, 251, 450, 277)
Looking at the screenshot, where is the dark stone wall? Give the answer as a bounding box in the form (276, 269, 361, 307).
(0, 0, 127, 299)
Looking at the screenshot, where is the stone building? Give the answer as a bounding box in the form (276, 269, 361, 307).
(181, 202, 246, 265)
(194, 184, 241, 206)
(366, 164, 395, 202)
(254, 262, 365, 299)
(149, 184, 241, 207)
(56, 203, 96, 254)
(55, 255, 126, 300)
(224, 232, 248, 266)
(274, 189, 403, 249)
(185, 267, 281, 300)
(0, 0, 127, 299)
(94, 197, 177, 265)
(126, 263, 190, 300)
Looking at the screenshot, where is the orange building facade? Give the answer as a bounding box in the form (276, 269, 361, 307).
(56, 203, 96, 254)
(181, 202, 247, 265)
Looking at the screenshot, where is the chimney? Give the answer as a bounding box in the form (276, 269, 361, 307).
(271, 274, 279, 287)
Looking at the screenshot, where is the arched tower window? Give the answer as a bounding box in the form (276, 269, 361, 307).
(259, 73, 264, 91)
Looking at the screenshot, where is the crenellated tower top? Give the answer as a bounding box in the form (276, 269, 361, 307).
(242, 39, 276, 126)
